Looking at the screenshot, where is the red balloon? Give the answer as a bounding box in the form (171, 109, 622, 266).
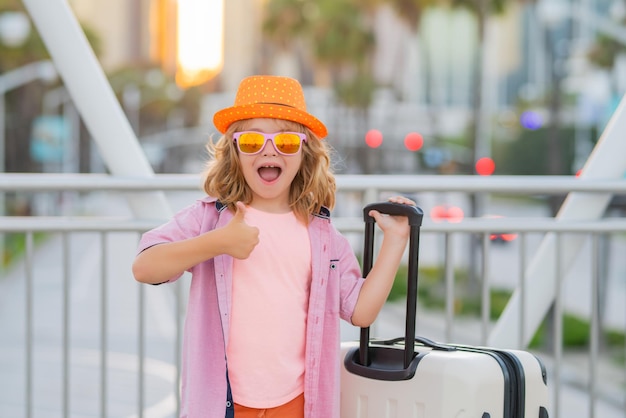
(475, 157, 495, 176)
(404, 132, 423, 151)
(365, 129, 383, 148)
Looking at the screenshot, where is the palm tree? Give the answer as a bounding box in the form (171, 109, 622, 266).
(451, 0, 505, 174)
(432, 0, 508, 256)
(263, 0, 376, 105)
(384, 0, 508, 174)
(385, 0, 514, 294)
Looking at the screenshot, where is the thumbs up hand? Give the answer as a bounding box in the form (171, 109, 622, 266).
(223, 202, 259, 259)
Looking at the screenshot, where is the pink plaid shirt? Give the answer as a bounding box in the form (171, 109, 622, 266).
(137, 196, 365, 418)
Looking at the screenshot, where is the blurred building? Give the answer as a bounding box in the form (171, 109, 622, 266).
(68, 0, 266, 91)
(60, 0, 626, 111)
(63, 0, 624, 175)
(69, 0, 152, 70)
(61, 1, 562, 108)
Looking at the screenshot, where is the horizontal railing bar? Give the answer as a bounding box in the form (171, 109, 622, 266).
(337, 218, 626, 233)
(0, 173, 200, 191)
(2, 216, 626, 233)
(338, 175, 626, 194)
(1, 173, 626, 193)
(0, 217, 160, 232)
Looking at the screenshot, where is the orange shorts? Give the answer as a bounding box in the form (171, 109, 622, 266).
(234, 393, 304, 418)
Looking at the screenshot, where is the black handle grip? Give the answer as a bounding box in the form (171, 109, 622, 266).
(363, 201, 424, 226)
(359, 201, 423, 369)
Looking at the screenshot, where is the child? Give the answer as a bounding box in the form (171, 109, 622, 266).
(132, 75, 415, 418)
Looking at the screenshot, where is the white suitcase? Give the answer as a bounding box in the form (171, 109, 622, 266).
(340, 202, 550, 418)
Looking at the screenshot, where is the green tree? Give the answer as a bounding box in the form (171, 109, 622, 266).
(587, 32, 626, 69)
(263, 0, 376, 109)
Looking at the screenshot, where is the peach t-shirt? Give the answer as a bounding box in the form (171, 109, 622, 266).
(227, 206, 311, 408)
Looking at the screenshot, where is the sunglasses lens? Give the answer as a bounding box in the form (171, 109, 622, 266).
(237, 132, 265, 154)
(274, 133, 302, 154)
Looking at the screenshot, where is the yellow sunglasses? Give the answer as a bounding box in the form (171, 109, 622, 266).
(233, 131, 307, 155)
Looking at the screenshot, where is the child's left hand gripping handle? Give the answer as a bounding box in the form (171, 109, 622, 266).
(363, 201, 424, 226)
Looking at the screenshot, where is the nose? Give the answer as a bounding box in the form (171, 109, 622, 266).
(261, 138, 278, 156)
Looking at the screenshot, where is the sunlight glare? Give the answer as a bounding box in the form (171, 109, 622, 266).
(176, 0, 224, 87)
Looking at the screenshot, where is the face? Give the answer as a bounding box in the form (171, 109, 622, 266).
(235, 118, 303, 213)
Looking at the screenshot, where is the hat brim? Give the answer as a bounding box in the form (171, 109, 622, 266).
(213, 103, 328, 139)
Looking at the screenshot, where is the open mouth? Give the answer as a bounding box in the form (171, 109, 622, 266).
(258, 165, 282, 182)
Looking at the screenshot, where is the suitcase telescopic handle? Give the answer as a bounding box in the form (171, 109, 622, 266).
(362, 201, 424, 226)
(360, 202, 423, 369)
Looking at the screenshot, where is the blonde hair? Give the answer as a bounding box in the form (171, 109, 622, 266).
(202, 119, 336, 223)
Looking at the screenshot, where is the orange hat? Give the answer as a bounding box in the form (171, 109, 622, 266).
(213, 75, 328, 138)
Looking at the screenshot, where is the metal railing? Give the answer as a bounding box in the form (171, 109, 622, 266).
(0, 173, 625, 418)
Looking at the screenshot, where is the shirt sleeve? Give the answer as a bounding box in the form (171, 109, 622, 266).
(333, 229, 366, 324)
(136, 200, 207, 282)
